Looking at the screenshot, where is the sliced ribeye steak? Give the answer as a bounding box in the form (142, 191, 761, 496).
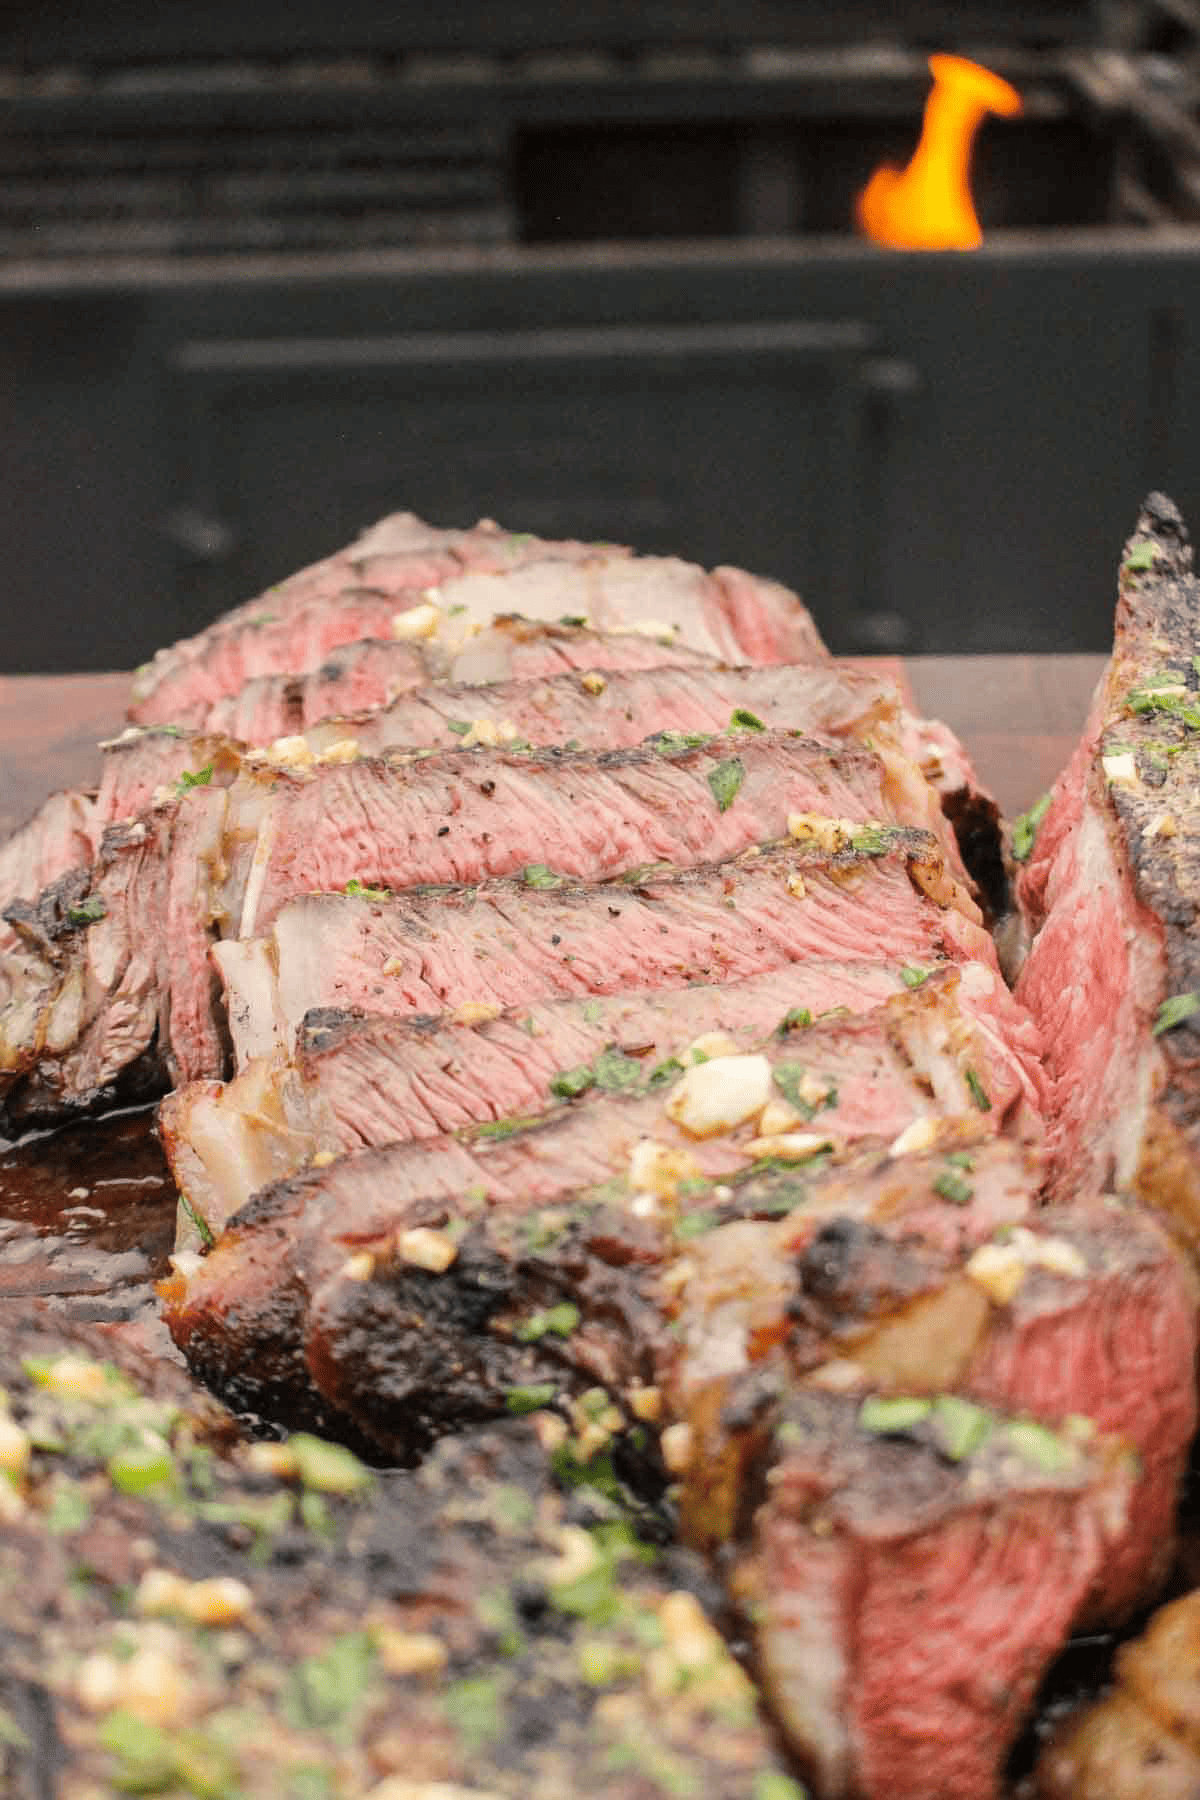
(200, 615, 723, 743)
(671, 1200, 1195, 1625)
(164, 972, 1034, 1428)
(129, 509, 824, 727)
(1016, 493, 1200, 1241)
(681, 1383, 1138, 1800)
(0, 731, 964, 1130)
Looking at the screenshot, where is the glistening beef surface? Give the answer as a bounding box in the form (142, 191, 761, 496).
(159, 959, 918, 1234)
(213, 834, 999, 1069)
(165, 975, 1029, 1419)
(1016, 493, 1200, 1229)
(0, 733, 955, 1130)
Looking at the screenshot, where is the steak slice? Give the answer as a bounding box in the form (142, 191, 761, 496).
(128, 512, 615, 726)
(201, 616, 723, 742)
(0, 1319, 791, 1800)
(164, 973, 1034, 1421)
(1037, 1588, 1200, 1799)
(129, 507, 823, 727)
(0, 725, 967, 1129)
(160, 959, 917, 1235)
(1015, 493, 1200, 1233)
(214, 834, 997, 1071)
(672, 1202, 1196, 1625)
(680, 1385, 1137, 1800)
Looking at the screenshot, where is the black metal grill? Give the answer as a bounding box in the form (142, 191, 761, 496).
(5, 3, 1200, 671)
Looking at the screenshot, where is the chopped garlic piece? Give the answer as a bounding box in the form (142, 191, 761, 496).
(317, 737, 359, 765)
(888, 1116, 941, 1157)
(392, 602, 441, 640)
(743, 1131, 834, 1162)
(628, 1138, 704, 1197)
(451, 1000, 503, 1027)
(627, 1384, 662, 1422)
(264, 734, 316, 769)
(311, 1149, 336, 1168)
(787, 813, 855, 852)
(660, 1422, 694, 1473)
(0, 1416, 30, 1479)
(610, 618, 678, 640)
(1102, 752, 1138, 787)
(629, 1191, 661, 1219)
(757, 1097, 805, 1137)
(1028, 1234, 1088, 1279)
(546, 1524, 601, 1585)
(684, 1030, 742, 1064)
(341, 1251, 376, 1282)
(461, 717, 499, 749)
(580, 671, 607, 695)
(381, 956, 405, 976)
(374, 1630, 449, 1678)
(786, 872, 807, 898)
(1147, 812, 1179, 839)
(397, 1227, 458, 1273)
(664, 1054, 772, 1138)
(966, 1243, 1027, 1305)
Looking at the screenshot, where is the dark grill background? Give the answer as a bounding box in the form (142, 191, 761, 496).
(2, 2, 1199, 669)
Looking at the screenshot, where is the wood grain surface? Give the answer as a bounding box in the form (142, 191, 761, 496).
(0, 656, 1107, 842)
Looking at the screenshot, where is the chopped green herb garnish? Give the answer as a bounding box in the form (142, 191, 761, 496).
(900, 964, 930, 989)
(964, 1067, 991, 1112)
(550, 1065, 594, 1099)
(288, 1433, 374, 1496)
(945, 1151, 975, 1170)
(108, 1440, 176, 1496)
(707, 756, 745, 813)
(773, 1063, 837, 1119)
(66, 896, 106, 927)
(1011, 792, 1051, 861)
(178, 1191, 215, 1249)
(282, 1631, 375, 1741)
(933, 1171, 973, 1206)
(0, 1707, 29, 1752)
(1004, 1419, 1075, 1474)
(560, 614, 588, 627)
(858, 1395, 933, 1434)
(674, 1209, 722, 1241)
(343, 878, 391, 900)
(581, 999, 603, 1024)
(592, 1047, 643, 1091)
(473, 1114, 542, 1140)
(44, 1480, 92, 1535)
(176, 762, 214, 790)
(777, 1007, 813, 1033)
(505, 1382, 558, 1414)
(1123, 540, 1158, 572)
(442, 1674, 504, 1751)
(729, 707, 766, 732)
(850, 823, 901, 856)
(649, 729, 712, 756)
(931, 1396, 993, 1462)
(446, 718, 472, 735)
(523, 863, 563, 889)
(1153, 991, 1200, 1035)
(648, 1055, 685, 1086)
(753, 1773, 810, 1800)
(516, 1302, 580, 1342)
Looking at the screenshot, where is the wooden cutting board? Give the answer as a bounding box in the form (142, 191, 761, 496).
(0, 656, 1106, 841)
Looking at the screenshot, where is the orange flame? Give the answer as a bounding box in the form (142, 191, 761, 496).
(857, 54, 1021, 250)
